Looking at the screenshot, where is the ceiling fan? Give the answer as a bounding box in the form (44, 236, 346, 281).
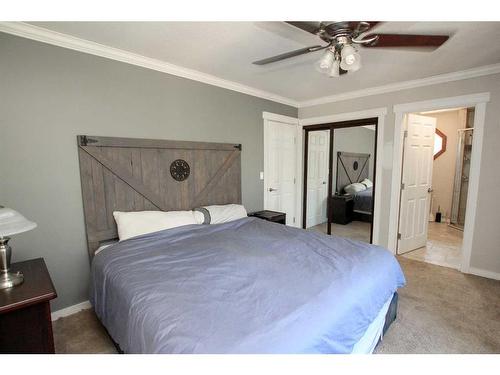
(253, 22, 450, 77)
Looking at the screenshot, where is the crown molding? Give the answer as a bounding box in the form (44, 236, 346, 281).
(299, 63, 500, 108)
(0, 22, 299, 108)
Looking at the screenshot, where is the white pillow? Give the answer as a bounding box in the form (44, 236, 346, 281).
(195, 204, 247, 224)
(361, 178, 373, 188)
(344, 182, 367, 195)
(113, 210, 198, 241)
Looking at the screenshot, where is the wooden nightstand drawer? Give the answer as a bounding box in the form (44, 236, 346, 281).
(0, 258, 57, 353)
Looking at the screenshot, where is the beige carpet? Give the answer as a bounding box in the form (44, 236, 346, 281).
(53, 257, 500, 354)
(310, 221, 371, 243)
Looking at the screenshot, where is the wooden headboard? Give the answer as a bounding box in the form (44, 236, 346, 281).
(77, 135, 242, 258)
(335, 151, 370, 194)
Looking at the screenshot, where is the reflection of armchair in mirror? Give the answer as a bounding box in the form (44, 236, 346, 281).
(433, 128, 447, 160)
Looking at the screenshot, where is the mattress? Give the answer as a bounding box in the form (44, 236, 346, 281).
(91, 217, 405, 353)
(351, 293, 393, 353)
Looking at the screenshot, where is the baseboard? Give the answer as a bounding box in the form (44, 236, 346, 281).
(466, 267, 500, 281)
(51, 300, 92, 321)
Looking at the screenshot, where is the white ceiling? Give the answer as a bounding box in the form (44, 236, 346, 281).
(27, 21, 500, 103)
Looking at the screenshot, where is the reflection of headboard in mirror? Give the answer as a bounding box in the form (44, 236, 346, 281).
(336, 152, 370, 194)
(77, 135, 242, 258)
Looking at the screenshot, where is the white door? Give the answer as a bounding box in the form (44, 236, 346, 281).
(264, 120, 297, 226)
(306, 131, 329, 228)
(398, 113, 436, 254)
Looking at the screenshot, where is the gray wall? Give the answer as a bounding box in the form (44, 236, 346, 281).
(0, 33, 297, 310)
(299, 74, 500, 276)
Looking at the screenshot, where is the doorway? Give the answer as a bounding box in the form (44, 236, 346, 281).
(302, 118, 378, 244)
(396, 108, 475, 270)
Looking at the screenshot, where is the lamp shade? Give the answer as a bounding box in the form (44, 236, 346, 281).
(340, 44, 361, 72)
(0, 208, 37, 237)
(314, 49, 335, 74)
(328, 59, 341, 78)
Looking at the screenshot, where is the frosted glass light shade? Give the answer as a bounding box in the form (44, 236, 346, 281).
(315, 50, 335, 74)
(328, 59, 340, 77)
(340, 45, 361, 72)
(0, 208, 37, 237)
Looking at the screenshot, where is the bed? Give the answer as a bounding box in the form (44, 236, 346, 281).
(336, 151, 373, 220)
(78, 135, 405, 354)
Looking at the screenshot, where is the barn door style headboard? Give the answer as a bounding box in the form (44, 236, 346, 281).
(335, 151, 370, 194)
(77, 135, 242, 258)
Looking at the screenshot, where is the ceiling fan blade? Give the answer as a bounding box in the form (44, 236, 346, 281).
(285, 21, 322, 35)
(362, 33, 449, 48)
(253, 45, 326, 65)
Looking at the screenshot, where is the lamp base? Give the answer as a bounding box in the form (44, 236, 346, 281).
(0, 271, 24, 289)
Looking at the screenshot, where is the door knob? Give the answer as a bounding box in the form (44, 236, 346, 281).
(268, 188, 277, 192)
(322, 181, 326, 185)
(428, 187, 433, 193)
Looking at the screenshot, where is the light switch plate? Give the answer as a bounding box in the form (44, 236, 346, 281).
(259, 171, 264, 180)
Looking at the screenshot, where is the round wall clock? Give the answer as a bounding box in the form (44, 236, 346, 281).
(170, 159, 190, 181)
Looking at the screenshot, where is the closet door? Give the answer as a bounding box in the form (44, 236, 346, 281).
(264, 120, 297, 226)
(306, 131, 329, 228)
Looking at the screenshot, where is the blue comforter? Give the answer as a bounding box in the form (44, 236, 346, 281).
(90, 217, 405, 353)
(352, 187, 373, 213)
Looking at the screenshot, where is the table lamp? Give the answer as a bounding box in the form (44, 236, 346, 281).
(0, 207, 37, 289)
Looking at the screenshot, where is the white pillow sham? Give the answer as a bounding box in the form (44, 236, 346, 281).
(361, 178, 373, 188)
(344, 182, 367, 195)
(194, 204, 247, 224)
(113, 210, 198, 241)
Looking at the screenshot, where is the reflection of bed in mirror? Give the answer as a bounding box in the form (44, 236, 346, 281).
(335, 151, 373, 223)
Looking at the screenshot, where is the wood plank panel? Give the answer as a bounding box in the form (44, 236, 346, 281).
(100, 148, 117, 229)
(90, 159, 107, 231)
(131, 148, 145, 211)
(140, 148, 161, 211)
(78, 135, 237, 151)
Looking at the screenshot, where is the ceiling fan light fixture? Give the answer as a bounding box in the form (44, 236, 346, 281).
(314, 49, 335, 74)
(340, 44, 361, 72)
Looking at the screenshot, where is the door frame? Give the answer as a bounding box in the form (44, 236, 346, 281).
(303, 118, 379, 242)
(262, 112, 301, 227)
(299, 107, 387, 245)
(389, 93, 490, 273)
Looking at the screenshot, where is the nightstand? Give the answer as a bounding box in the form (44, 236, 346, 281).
(0, 258, 57, 353)
(248, 210, 286, 225)
(330, 195, 354, 225)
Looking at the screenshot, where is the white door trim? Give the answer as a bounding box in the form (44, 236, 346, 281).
(389, 92, 490, 273)
(263, 111, 299, 124)
(299, 107, 387, 245)
(263, 112, 301, 227)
